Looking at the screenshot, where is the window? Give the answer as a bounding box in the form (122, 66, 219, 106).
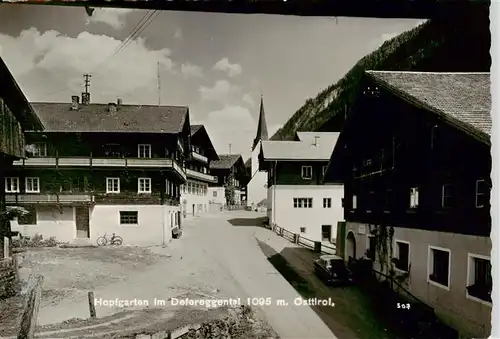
(120, 211, 138, 225)
(431, 125, 438, 149)
(106, 178, 120, 193)
(138, 178, 151, 193)
(18, 207, 36, 225)
(384, 188, 394, 211)
(428, 246, 451, 289)
(32, 143, 47, 157)
(352, 195, 357, 209)
(293, 198, 313, 208)
(466, 254, 492, 304)
(300, 227, 306, 233)
(410, 187, 419, 208)
(322, 166, 328, 176)
(213, 191, 217, 197)
(5, 177, 19, 193)
(138, 144, 151, 158)
(475, 180, 489, 208)
(301, 166, 313, 179)
(366, 235, 376, 260)
(394, 241, 410, 272)
(441, 184, 454, 208)
(323, 198, 332, 208)
(25, 177, 40, 193)
(166, 179, 171, 195)
(171, 182, 175, 196)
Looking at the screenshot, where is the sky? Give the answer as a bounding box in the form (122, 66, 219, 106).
(0, 5, 424, 160)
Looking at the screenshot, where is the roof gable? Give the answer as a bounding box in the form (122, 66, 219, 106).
(366, 71, 491, 143)
(210, 154, 243, 170)
(29, 102, 189, 133)
(190, 124, 219, 160)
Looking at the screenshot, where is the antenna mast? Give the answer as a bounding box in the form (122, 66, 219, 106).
(83, 74, 91, 94)
(157, 61, 161, 106)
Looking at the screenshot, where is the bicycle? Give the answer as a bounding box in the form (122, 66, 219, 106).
(96, 233, 123, 246)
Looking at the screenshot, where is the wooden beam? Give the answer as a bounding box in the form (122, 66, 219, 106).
(18, 274, 44, 339)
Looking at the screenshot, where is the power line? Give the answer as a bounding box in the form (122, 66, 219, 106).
(92, 10, 160, 78)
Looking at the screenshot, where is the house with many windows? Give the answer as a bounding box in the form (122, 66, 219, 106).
(259, 132, 342, 243)
(208, 154, 247, 209)
(323, 71, 491, 338)
(0, 57, 44, 258)
(180, 124, 219, 218)
(6, 95, 190, 246)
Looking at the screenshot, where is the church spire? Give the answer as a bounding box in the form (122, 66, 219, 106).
(252, 94, 268, 150)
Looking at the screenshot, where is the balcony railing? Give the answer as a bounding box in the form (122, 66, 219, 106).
(12, 156, 187, 181)
(5, 193, 94, 204)
(186, 169, 218, 183)
(191, 151, 208, 163)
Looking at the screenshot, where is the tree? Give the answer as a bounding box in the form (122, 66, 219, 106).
(224, 171, 236, 208)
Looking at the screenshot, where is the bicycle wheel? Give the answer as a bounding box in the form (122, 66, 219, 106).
(96, 236, 107, 246)
(111, 236, 123, 246)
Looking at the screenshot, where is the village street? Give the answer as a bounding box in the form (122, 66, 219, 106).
(0, 211, 337, 339)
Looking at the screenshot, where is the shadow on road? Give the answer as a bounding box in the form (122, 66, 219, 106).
(227, 216, 268, 227)
(256, 237, 396, 339)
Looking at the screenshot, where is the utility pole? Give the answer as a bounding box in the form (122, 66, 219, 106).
(83, 74, 91, 95)
(157, 61, 161, 107)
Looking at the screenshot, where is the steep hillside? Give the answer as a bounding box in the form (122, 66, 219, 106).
(271, 9, 491, 140)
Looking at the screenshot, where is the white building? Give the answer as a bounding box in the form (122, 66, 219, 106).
(209, 154, 247, 209)
(246, 96, 268, 209)
(259, 132, 343, 243)
(180, 125, 219, 219)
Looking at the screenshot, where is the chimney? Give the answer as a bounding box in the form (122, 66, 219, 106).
(71, 96, 79, 110)
(108, 102, 117, 114)
(117, 98, 123, 106)
(313, 136, 320, 146)
(81, 92, 90, 105)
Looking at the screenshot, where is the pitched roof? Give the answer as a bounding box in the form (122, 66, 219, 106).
(261, 132, 340, 161)
(29, 102, 189, 133)
(252, 95, 269, 150)
(191, 124, 203, 135)
(366, 71, 491, 142)
(190, 124, 219, 160)
(210, 154, 243, 170)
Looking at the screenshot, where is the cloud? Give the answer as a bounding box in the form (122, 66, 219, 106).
(86, 8, 135, 30)
(0, 28, 175, 103)
(213, 58, 242, 77)
(181, 63, 203, 78)
(198, 80, 239, 102)
(242, 93, 255, 107)
(202, 105, 256, 157)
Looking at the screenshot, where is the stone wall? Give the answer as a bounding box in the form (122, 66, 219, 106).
(134, 305, 279, 339)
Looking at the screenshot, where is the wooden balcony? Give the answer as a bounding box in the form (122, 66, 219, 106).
(12, 156, 187, 181)
(5, 193, 94, 204)
(186, 169, 218, 183)
(191, 151, 208, 164)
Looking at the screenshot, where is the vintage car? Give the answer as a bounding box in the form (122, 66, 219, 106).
(314, 254, 353, 286)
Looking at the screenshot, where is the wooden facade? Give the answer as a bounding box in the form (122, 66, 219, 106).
(260, 159, 328, 187)
(328, 78, 491, 237)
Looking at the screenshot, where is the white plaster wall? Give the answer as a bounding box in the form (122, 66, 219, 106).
(270, 184, 344, 242)
(181, 193, 209, 218)
(89, 205, 179, 246)
(208, 187, 226, 206)
(10, 206, 76, 243)
(345, 222, 491, 337)
(247, 140, 268, 207)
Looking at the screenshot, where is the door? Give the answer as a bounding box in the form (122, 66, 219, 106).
(192, 204, 195, 216)
(322, 225, 332, 242)
(75, 207, 90, 238)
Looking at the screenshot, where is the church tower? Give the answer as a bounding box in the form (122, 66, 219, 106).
(247, 95, 269, 207)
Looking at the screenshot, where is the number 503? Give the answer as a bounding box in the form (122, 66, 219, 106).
(397, 303, 410, 310)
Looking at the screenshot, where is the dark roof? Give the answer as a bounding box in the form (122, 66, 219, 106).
(210, 154, 243, 170)
(29, 102, 189, 133)
(190, 124, 219, 161)
(252, 95, 269, 150)
(244, 158, 251, 168)
(367, 71, 491, 143)
(0, 57, 43, 131)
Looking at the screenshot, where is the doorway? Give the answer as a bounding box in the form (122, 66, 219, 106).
(75, 207, 90, 238)
(192, 204, 195, 216)
(321, 225, 332, 242)
(345, 231, 357, 260)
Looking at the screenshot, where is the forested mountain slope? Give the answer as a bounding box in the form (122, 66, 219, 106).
(271, 9, 491, 140)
